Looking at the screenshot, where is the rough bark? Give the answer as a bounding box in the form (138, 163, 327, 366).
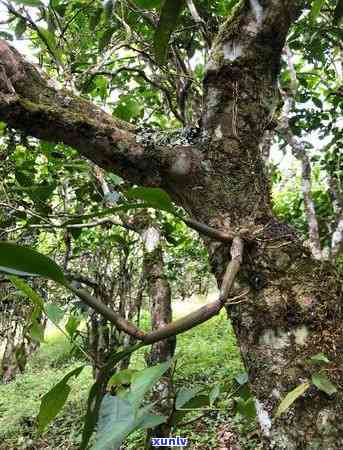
(142, 224, 175, 449)
(1, 1, 343, 449)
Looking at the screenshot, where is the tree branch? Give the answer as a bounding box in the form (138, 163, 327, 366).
(278, 46, 326, 260)
(0, 40, 169, 187)
(66, 281, 146, 340)
(65, 236, 243, 345)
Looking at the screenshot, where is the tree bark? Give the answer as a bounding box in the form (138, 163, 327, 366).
(142, 224, 175, 449)
(1, 1, 343, 448)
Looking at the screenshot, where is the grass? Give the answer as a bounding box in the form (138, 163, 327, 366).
(0, 330, 93, 450)
(0, 306, 249, 450)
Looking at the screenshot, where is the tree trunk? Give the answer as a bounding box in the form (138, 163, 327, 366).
(142, 225, 175, 449)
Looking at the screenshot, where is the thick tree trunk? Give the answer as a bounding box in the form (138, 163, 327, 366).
(194, 5, 343, 448)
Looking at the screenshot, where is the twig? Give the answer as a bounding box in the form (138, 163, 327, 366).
(1, 1, 63, 69)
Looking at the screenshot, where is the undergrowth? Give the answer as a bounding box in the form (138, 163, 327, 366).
(0, 309, 254, 450)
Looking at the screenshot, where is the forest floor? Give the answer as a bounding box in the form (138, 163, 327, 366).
(0, 295, 263, 450)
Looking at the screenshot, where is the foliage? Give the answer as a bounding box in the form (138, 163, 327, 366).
(0, 331, 93, 448)
(0, 310, 251, 450)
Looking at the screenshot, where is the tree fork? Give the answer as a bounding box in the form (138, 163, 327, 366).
(2, 1, 343, 448)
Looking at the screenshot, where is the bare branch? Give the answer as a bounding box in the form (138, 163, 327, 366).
(278, 46, 327, 260)
(142, 236, 243, 344)
(64, 237, 243, 345)
(66, 281, 146, 340)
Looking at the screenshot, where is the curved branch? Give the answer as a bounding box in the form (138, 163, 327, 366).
(66, 282, 146, 340)
(0, 40, 167, 187)
(66, 236, 243, 346)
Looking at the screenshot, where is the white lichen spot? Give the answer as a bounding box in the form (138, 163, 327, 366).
(316, 409, 335, 434)
(259, 328, 290, 349)
(170, 153, 191, 177)
(293, 325, 309, 346)
(249, 0, 264, 26)
(255, 399, 272, 437)
(207, 87, 221, 109)
(271, 388, 281, 399)
(200, 159, 212, 172)
(142, 227, 160, 253)
(223, 41, 243, 62)
(214, 125, 223, 140)
(301, 178, 311, 194)
(205, 45, 221, 71)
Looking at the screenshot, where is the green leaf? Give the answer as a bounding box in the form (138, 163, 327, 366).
(26, 183, 56, 202)
(179, 394, 209, 409)
(9, 277, 64, 326)
(37, 366, 84, 431)
(175, 386, 204, 409)
(65, 314, 81, 337)
(107, 369, 137, 389)
(274, 382, 310, 418)
(126, 187, 175, 213)
(171, 391, 209, 425)
(308, 353, 330, 365)
(10, 277, 44, 342)
(15, 19, 27, 39)
(93, 395, 167, 450)
(311, 373, 337, 396)
(29, 320, 45, 343)
(209, 384, 221, 404)
(134, 0, 161, 8)
(82, 380, 104, 449)
(235, 397, 256, 419)
(138, 413, 166, 429)
(89, 7, 104, 29)
(0, 121, 6, 136)
(15, 169, 33, 187)
(45, 304, 64, 325)
(9, 276, 44, 309)
(114, 95, 144, 121)
(14, 0, 43, 6)
(108, 173, 124, 185)
(92, 395, 135, 450)
(81, 344, 144, 449)
(127, 360, 172, 407)
(235, 371, 249, 385)
(153, 0, 185, 64)
(0, 242, 65, 283)
(310, 0, 325, 24)
(110, 234, 127, 247)
(99, 27, 115, 51)
(37, 27, 62, 63)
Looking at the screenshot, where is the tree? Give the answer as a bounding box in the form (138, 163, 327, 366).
(0, 0, 342, 449)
